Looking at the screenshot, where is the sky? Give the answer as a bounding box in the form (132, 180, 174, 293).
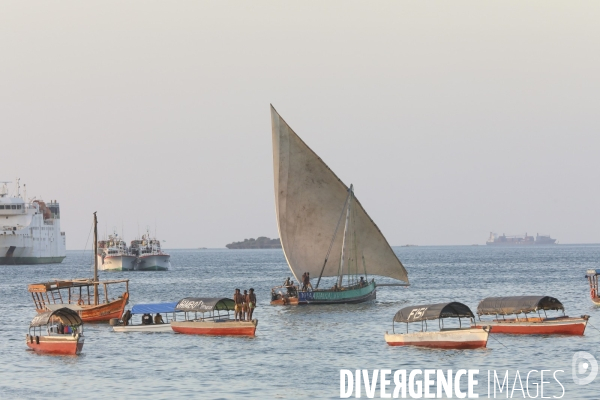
(1, 2, 599, 249)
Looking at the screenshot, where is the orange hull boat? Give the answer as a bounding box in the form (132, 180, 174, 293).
(474, 316, 588, 335)
(171, 320, 257, 336)
(26, 334, 84, 355)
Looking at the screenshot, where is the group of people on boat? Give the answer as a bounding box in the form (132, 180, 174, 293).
(120, 310, 164, 326)
(233, 288, 256, 322)
(141, 313, 164, 325)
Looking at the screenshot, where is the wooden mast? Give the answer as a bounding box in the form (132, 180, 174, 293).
(93, 212, 99, 306)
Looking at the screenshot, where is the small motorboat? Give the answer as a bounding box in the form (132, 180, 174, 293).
(384, 302, 489, 349)
(26, 307, 85, 355)
(170, 297, 257, 336)
(585, 269, 600, 305)
(112, 302, 182, 332)
(473, 296, 590, 335)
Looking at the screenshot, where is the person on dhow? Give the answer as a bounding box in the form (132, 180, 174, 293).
(303, 272, 313, 291)
(233, 288, 244, 321)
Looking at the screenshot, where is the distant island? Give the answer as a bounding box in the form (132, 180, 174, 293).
(226, 237, 282, 249)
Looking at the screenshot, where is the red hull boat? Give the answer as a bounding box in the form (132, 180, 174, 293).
(172, 297, 258, 337)
(27, 307, 85, 355)
(26, 335, 85, 355)
(474, 316, 588, 335)
(475, 296, 590, 336)
(585, 269, 600, 305)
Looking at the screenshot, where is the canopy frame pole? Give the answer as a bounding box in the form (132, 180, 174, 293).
(337, 185, 353, 288)
(315, 188, 351, 289)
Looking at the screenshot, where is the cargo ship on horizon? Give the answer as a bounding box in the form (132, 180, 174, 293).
(486, 232, 557, 245)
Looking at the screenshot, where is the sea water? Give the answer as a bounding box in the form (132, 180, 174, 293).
(0, 245, 598, 399)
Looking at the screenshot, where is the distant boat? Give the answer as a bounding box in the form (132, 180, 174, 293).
(486, 232, 557, 245)
(130, 231, 171, 271)
(269, 106, 409, 305)
(585, 269, 600, 305)
(97, 232, 136, 271)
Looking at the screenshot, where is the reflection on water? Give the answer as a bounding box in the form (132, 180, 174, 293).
(0, 246, 599, 398)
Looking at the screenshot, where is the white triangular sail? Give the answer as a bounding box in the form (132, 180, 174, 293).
(271, 105, 409, 284)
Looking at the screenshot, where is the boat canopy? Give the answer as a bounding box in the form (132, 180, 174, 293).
(477, 296, 564, 316)
(131, 302, 180, 315)
(30, 307, 83, 327)
(586, 269, 600, 277)
(175, 298, 235, 313)
(393, 302, 474, 323)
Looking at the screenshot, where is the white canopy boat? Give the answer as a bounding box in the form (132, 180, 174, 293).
(112, 302, 181, 332)
(385, 302, 489, 349)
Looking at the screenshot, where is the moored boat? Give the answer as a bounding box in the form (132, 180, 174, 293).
(131, 232, 171, 271)
(28, 213, 129, 323)
(170, 298, 257, 336)
(472, 296, 590, 335)
(269, 106, 409, 305)
(585, 269, 600, 305)
(112, 302, 181, 332)
(384, 302, 489, 349)
(26, 307, 85, 355)
(97, 233, 136, 271)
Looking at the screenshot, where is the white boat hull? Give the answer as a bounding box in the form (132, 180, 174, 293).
(385, 328, 489, 349)
(98, 254, 137, 271)
(136, 254, 170, 271)
(112, 324, 173, 333)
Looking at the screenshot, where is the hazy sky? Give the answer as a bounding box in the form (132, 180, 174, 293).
(2, 2, 599, 249)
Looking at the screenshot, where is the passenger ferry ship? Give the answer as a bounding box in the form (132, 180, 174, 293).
(0, 180, 66, 265)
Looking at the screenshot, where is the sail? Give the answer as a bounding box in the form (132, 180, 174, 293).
(271, 105, 409, 284)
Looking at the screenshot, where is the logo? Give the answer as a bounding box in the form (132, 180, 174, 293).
(572, 351, 598, 385)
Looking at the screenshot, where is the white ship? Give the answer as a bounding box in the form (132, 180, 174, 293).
(0, 180, 66, 265)
(131, 232, 170, 271)
(97, 232, 137, 271)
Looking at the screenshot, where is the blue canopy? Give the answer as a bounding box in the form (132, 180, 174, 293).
(131, 302, 180, 315)
(586, 269, 600, 277)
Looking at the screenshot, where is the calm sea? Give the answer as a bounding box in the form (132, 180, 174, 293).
(1, 245, 599, 399)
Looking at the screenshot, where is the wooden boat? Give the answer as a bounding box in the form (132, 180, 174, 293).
(384, 302, 489, 349)
(112, 302, 181, 332)
(269, 106, 409, 305)
(170, 298, 258, 336)
(28, 213, 129, 323)
(472, 296, 590, 335)
(585, 269, 600, 305)
(26, 307, 85, 355)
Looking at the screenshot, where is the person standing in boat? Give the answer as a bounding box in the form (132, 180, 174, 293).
(247, 288, 256, 321)
(233, 289, 244, 321)
(242, 290, 249, 321)
(305, 272, 313, 291)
